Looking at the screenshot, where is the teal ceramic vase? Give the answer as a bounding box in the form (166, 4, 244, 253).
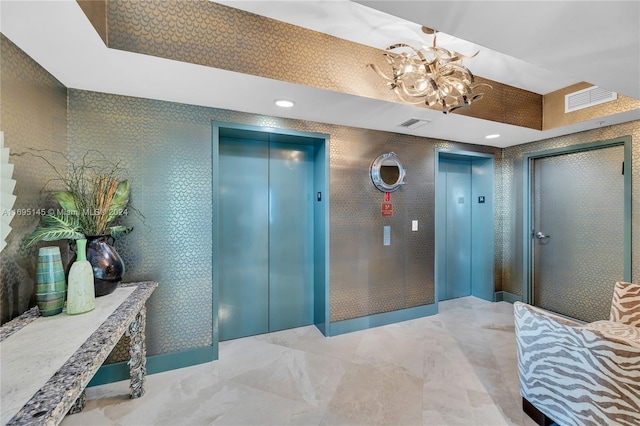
(36, 246, 66, 316)
(67, 238, 96, 315)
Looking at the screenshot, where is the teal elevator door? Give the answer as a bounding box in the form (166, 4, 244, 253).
(440, 158, 472, 300)
(436, 152, 494, 303)
(219, 137, 314, 340)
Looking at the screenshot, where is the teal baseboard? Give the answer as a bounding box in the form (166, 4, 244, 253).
(494, 291, 523, 304)
(89, 345, 215, 387)
(328, 303, 438, 336)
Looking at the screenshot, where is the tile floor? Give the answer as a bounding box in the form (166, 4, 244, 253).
(61, 297, 537, 425)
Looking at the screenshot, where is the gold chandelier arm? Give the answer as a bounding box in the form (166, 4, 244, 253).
(386, 42, 416, 51)
(471, 82, 493, 91)
(399, 82, 430, 99)
(422, 46, 479, 64)
(449, 51, 479, 61)
(392, 86, 426, 105)
(387, 43, 429, 65)
(445, 63, 475, 82)
(445, 104, 468, 114)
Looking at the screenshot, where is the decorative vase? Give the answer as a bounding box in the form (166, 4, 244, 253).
(36, 246, 66, 316)
(86, 235, 125, 297)
(67, 238, 95, 314)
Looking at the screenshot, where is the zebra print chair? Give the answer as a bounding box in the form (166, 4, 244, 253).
(514, 281, 640, 426)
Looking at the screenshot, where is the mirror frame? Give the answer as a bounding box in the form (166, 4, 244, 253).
(370, 152, 406, 192)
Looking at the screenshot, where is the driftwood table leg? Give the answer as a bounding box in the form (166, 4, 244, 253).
(127, 307, 147, 399)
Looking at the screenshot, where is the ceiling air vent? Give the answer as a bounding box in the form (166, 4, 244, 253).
(398, 118, 431, 129)
(565, 86, 617, 113)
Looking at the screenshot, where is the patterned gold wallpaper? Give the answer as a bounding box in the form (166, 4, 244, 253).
(453, 77, 542, 130)
(0, 35, 68, 324)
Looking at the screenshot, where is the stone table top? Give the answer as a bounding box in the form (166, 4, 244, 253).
(0, 281, 157, 426)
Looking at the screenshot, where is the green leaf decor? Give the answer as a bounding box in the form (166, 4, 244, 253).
(21, 149, 140, 248)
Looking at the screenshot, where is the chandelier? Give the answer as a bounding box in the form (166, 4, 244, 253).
(369, 27, 491, 114)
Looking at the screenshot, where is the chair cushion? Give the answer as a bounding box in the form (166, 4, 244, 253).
(610, 281, 640, 327)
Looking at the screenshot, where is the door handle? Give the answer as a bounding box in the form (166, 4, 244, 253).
(535, 231, 550, 240)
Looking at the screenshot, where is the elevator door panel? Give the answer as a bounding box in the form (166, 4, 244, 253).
(219, 138, 314, 341)
(219, 139, 269, 340)
(269, 142, 314, 331)
(532, 146, 624, 322)
(442, 159, 472, 300)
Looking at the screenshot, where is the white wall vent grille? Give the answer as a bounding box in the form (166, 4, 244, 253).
(565, 86, 617, 113)
(398, 118, 431, 129)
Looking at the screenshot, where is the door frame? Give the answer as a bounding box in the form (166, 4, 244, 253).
(521, 136, 632, 304)
(212, 122, 330, 358)
(435, 148, 495, 303)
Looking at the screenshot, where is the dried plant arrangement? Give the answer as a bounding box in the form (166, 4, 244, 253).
(18, 149, 138, 248)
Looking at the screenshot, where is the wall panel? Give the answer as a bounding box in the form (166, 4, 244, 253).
(0, 35, 67, 324)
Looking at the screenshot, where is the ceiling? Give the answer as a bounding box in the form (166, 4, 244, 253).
(1, 0, 638, 148)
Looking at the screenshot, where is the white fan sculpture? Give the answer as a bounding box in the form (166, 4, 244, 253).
(1, 132, 17, 252)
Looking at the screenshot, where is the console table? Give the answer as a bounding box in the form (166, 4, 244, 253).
(1, 281, 158, 425)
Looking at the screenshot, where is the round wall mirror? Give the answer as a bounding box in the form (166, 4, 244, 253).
(370, 152, 406, 192)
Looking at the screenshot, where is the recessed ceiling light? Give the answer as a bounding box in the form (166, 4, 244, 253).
(275, 99, 295, 108)
(485, 134, 501, 139)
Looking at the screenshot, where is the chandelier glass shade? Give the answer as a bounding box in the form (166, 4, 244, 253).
(369, 27, 492, 114)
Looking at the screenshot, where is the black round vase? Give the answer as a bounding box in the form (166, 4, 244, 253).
(85, 235, 125, 297)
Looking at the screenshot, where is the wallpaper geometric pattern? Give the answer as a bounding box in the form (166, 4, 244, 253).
(68, 91, 215, 356)
(0, 35, 68, 324)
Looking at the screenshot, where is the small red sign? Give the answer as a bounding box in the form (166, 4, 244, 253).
(382, 203, 393, 217)
(384, 192, 390, 202)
